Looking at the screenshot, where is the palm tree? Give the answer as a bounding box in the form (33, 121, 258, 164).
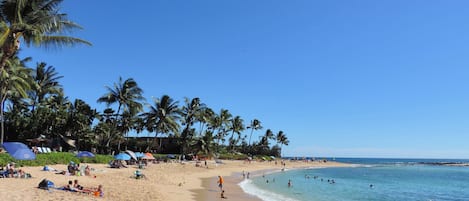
(276, 131, 289, 157)
(192, 130, 214, 157)
(210, 109, 231, 150)
(141, 95, 180, 151)
(0, 0, 91, 70)
(196, 107, 214, 136)
(247, 119, 262, 146)
(97, 77, 144, 152)
(180, 97, 205, 156)
(0, 55, 32, 144)
(228, 115, 244, 152)
(29, 62, 63, 112)
(97, 77, 144, 116)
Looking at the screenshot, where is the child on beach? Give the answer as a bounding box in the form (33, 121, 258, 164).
(94, 185, 104, 197)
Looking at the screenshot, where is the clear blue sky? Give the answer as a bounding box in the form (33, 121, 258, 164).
(19, 0, 469, 159)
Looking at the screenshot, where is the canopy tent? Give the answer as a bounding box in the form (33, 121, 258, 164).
(2, 142, 36, 160)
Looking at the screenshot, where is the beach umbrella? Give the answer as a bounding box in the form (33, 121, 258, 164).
(125, 150, 137, 160)
(2, 142, 36, 160)
(114, 153, 131, 160)
(143, 152, 155, 160)
(76, 151, 95, 158)
(135, 152, 145, 158)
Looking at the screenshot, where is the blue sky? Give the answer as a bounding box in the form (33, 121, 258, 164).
(19, 0, 469, 159)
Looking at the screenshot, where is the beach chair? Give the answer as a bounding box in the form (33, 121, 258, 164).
(37, 147, 44, 153)
(45, 147, 52, 153)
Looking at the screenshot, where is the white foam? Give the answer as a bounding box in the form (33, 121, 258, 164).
(238, 179, 300, 201)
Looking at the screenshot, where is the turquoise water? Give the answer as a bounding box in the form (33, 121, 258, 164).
(239, 158, 469, 201)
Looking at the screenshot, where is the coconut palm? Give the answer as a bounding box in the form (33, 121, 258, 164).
(29, 62, 63, 112)
(0, 0, 91, 70)
(276, 131, 289, 157)
(228, 115, 244, 152)
(0, 55, 32, 144)
(97, 77, 144, 152)
(192, 130, 214, 156)
(196, 107, 214, 136)
(180, 97, 205, 156)
(141, 95, 180, 151)
(97, 77, 144, 116)
(247, 119, 262, 146)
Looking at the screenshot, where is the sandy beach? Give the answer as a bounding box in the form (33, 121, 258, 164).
(0, 160, 350, 201)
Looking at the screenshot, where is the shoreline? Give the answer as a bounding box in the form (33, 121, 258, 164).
(0, 160, 351, 201)
(192, 160, 352, 201)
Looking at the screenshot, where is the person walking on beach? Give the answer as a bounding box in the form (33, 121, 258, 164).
(217, 175, 224, 191)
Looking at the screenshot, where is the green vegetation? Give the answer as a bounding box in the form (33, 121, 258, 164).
(0, 152, 113, 167)
(0, 0, 289, 160)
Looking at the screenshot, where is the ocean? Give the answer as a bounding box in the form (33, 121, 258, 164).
(239, 158, 469, 201)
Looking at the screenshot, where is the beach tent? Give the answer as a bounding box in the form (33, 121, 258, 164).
(76, 151, 95, 158)
(114, 153, 131, 160)
(2, 142, 36, 160)
(125, 150, 137, 160)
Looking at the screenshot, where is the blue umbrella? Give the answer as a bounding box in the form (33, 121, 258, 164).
(135, 152, 144, 158)
(114, 153, 131, 160)
(2, 142, 36, 160)
(76, 151, 95, 158)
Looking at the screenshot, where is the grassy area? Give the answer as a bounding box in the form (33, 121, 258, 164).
(0, 152, 274, 167)
(0, 152, 114, 167)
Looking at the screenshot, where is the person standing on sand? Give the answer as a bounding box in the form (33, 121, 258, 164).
(217, 175, 224, 191)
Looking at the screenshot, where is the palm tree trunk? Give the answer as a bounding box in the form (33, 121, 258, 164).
(0, 96, 5, 145)
(248, 128, 254, 146)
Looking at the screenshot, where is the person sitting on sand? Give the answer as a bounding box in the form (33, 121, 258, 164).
(73, 179, 84, 190)
(84, 165, 91, 176)
(94, 185, 104, 197)
(63, 180, 76, 191)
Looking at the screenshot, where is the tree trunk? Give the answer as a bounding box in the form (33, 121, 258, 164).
(0, 96, 5, 145)
(248, 128, 254, 146)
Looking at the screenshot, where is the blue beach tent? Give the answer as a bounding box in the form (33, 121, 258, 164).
(2, 142, 36, 160)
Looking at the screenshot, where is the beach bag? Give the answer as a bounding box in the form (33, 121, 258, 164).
(38, 179, 49, 190)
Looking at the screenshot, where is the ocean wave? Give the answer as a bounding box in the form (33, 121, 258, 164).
(238, 179, 300, 201)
